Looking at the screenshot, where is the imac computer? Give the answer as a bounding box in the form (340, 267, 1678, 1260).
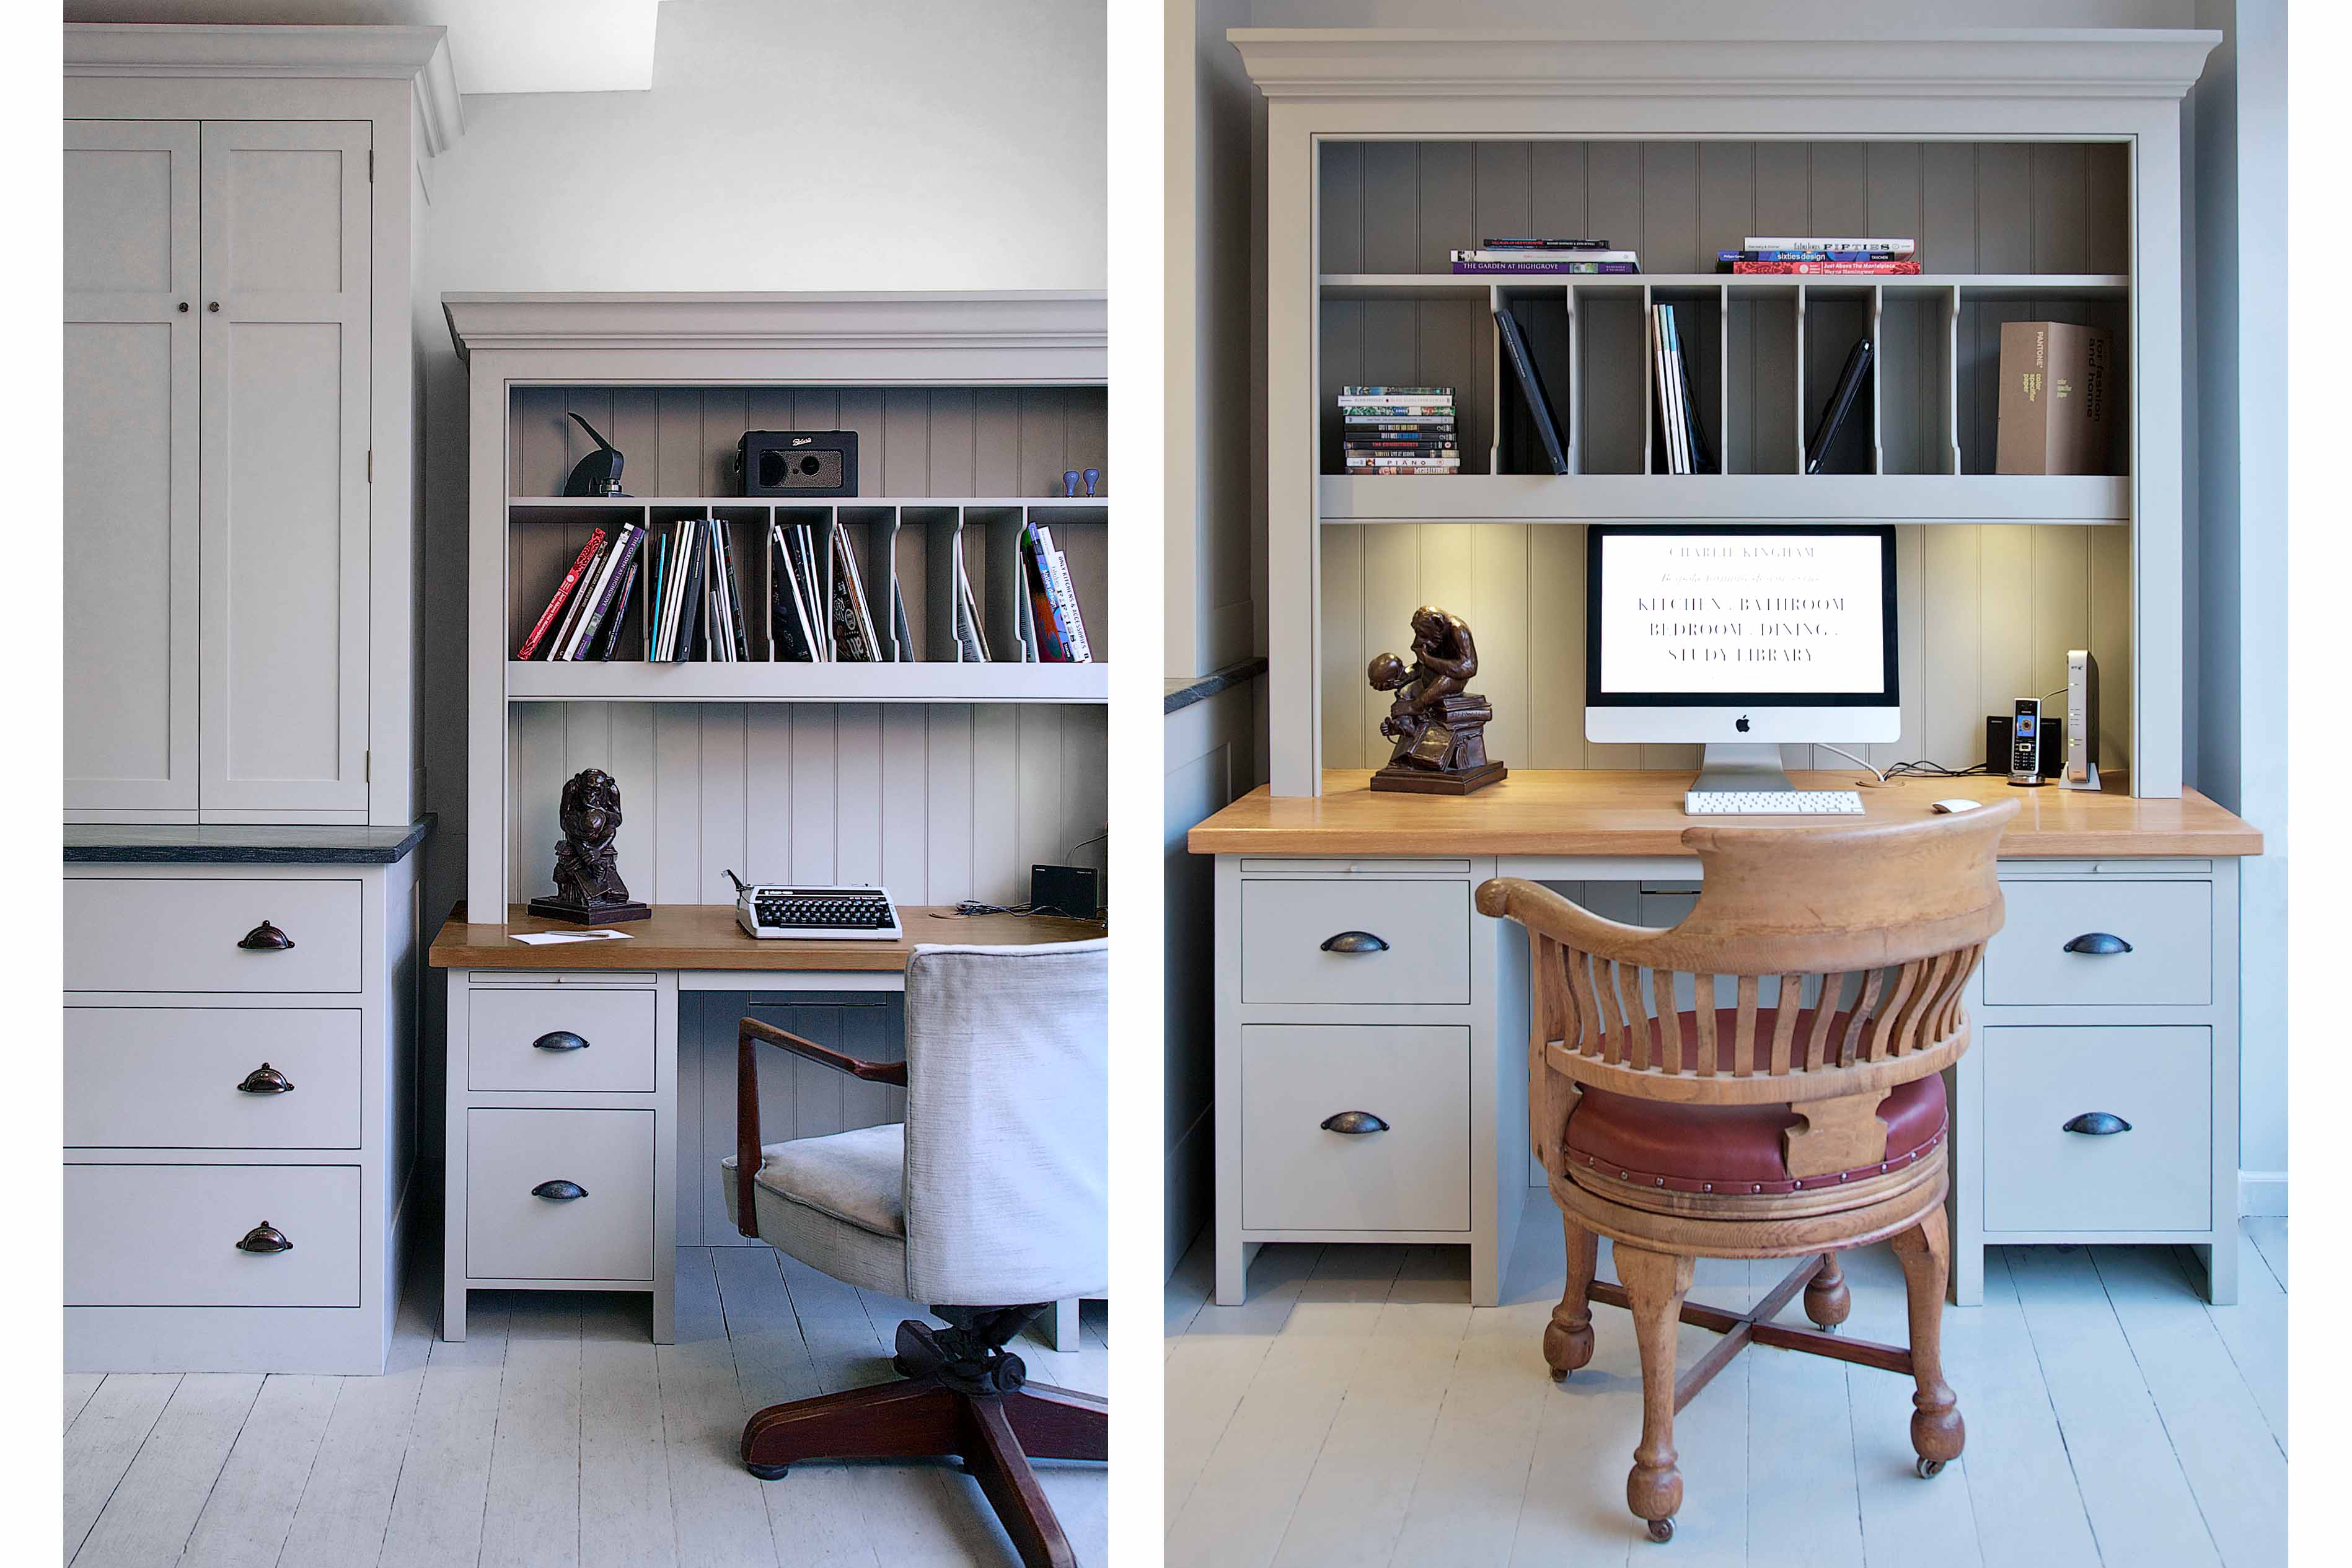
(1585, 523, 1898, 811)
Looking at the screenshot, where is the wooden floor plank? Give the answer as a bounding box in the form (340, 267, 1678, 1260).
(378, 1295, 513, 1568)
(72, 1373, 262, 1568)
(63, 1375, 104, 1437)
(2006, 1246, 2222, 1567)
(1162, 1243, 1325, 1525)
(658, 1249, 785, 1568)
(1745, 1306, 1865, 1568)
(2091, 1246, 2288, 1568)
(2191, 1233, 2288, 1456)
(2242, 1218, 2286, 1291)
(273, 1344, 428, 1568)
(476, 1294, 587, 1568)
(63, 1376, 181, 1566)
(176, 1375, 340, 1568)
(1502, 1250, 1645, 1568)
(1165, 1246, 1408, 1568)
(579, 1293, 682, 1568)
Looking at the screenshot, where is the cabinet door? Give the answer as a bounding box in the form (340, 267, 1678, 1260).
(64, 121, 200, 817)
(198, 121, 372, 817)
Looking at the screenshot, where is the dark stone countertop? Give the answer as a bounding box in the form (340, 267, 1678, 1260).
(66, 815, 435, 865)
(1165, 656, 1268, 715)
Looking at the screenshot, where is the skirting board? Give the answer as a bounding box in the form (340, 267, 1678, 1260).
(2239, 1171, 2288, 1217)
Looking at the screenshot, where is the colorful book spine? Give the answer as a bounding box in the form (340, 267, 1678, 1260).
(1479, 237, 1611, 250)
(1746, 236, 1916, 253)
(1020, 526, 1070, 661)
(1453, 249, 1639, 264)
(1037, 527, 1092, 663)
(590, 550, 640, 662)
(1720, 249, 1909, 263)
(564, 524, 643, 660)
(1730, 260, 1921, 275)
(516, 529, 607, 661)
(1450, 260, 1639, 274)
(1340, 385, 1451, 395)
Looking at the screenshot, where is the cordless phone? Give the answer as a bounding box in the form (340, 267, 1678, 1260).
(2008, 698, 2045, 787)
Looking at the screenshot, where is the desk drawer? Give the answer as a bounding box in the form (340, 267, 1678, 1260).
(468, 987, 658, 1094)
(1241, 879, 1471, 1006)
(1981, 1025, 2211, 1233)
(65, 1164, 360, 1306)
(1241, 1024, 1469, 1231)
(1984, 879, 2210, 1007)
(66, 878, 364, 994)
(65, 1008, 363, 1149)
(467, 1108, 655, 1282)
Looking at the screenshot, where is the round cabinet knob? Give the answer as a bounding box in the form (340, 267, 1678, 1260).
(1319, 931, 1390, 954)
(2062, 1112, 2133, 1136)
(207, 301, 220, 312)
(235, 1221, 293, 1254)
(1320, 1111, 1390, 1135)
(176, 301, 189, 313)
(532, 1031, 590, 1052)
(236, 1062, 296, 1095)
(532, 1179, 589, 1202)
(238, 920, 296, 951)
(2061, 932, 2133, 956)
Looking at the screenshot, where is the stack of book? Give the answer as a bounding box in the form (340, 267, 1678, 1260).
(1020, 521, 1092, 662)
(1340, 385, 1458, 476)
(1450, 237, 1639, 275)
(1719, 236, 1919, 275)
(646, 516, 754, 662)
(1650, 304, 1714, 475)
(516, 524, 646, 662)
(764, 514, 889, 663)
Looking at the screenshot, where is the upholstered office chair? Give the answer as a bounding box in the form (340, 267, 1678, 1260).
(721, 939, 1108, 1568)
(1477, 802, 2014, 1543)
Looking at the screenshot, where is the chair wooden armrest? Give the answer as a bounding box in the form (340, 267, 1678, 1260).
(734, 1016, 909, 1238)
(1477, 876, 1663, 966)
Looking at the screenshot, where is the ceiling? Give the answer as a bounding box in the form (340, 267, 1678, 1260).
(62, 0, 663, 95)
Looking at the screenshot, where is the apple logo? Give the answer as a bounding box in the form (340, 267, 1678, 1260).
(1735, 715, 1751, 733)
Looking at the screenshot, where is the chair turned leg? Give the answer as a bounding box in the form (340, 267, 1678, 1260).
(1891, 1207, 1964, 1478)
(1544, 1217, 1600, 1379)
(1804, 1251, 1851, 1331)
(1617, 1244, 1697, 1542)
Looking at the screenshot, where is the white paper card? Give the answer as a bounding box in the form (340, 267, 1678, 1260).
(509, 929, 635, 945)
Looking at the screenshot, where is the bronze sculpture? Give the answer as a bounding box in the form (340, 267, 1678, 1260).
(527, 768, 651, 923)
(1367, 605, 1507, 795)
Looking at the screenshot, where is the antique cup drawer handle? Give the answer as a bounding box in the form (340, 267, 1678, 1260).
(2063, 1112, 2133, 1136)
(238, 919, 296, 951)
(532, 1031, 590, 1052)
(236, 1062, 296, 1095)
(532, 1179, 589, 1201)
(235, 1221, 293, 1254)
(1320, 931, 1390, 954)
(2061, 932, 2133, 956)
(1321, 1111, 1390, 1135)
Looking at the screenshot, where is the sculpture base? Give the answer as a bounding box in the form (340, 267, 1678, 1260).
(1370, 761, 1508, 796)
(526, 896, 651, 925)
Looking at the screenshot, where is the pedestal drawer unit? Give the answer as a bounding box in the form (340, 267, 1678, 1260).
(443, 969, 679, 1343)
(64, 837, 427, 1374)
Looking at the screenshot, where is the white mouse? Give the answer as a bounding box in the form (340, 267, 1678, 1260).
(1930, 798, 1981, 814)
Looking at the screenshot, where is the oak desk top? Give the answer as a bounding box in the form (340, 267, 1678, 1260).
(429, 904, 1106, 972)
(1186, 770, 2263, 860)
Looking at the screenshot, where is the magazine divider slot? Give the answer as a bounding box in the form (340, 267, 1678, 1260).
(975, 507, 1036, 663)
(1028, 505, 1108, 663)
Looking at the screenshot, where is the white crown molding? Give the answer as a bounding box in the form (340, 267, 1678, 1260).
(65, 23, 465, 157)
(441, 291, 1110, 362)
(1228, 29, 2221, 102)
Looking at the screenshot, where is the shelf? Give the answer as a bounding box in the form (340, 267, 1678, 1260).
(508, 496, 1109, 522)
(1319, 273, 2130, 297)
(505, 660, 1108, 704)
(1318, 473, 2130, 525)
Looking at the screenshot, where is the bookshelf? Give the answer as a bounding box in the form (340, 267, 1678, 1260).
(1233, 30, 2215, 796)
(447, 292, 1108, 917)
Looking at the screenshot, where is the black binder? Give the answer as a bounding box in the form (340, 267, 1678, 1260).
(1495, 306, 1570, 475)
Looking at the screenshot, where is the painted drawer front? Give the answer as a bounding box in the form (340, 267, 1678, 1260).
(467, 1108, 655, 1282)
(66, 877, 364, 993)
(65, 1007, 362, 1148)
(1981, 1025, 2211, 1233)
(1984, 879, 2211, 1007)
(65, 1163, 361, 1306)
(1241, 1024, 1470, 1231)
(468, 987, 658, 1094)
(1240, 878, 1471, 1005)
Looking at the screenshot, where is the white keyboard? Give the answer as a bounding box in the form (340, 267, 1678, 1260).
(732, 882, 902, 940)
(1684, 790, 1865, 816)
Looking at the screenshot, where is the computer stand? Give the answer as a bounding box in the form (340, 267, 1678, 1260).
(1690, 742, 1798, 794)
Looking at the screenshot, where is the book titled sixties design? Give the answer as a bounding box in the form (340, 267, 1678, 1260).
(1722, 235, 1919, 275)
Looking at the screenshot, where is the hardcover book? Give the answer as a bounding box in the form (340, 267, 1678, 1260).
(1996, 320, 2115, 475)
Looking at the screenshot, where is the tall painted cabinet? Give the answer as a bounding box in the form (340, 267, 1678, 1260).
(62, 24, 457, 1375)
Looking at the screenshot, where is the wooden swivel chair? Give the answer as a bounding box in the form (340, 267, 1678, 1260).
(721, 940, 1109, 1568)
(1476, 801, 2015, 1543)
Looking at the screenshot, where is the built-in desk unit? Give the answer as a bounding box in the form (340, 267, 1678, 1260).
(1202, 26, 2253, 1308)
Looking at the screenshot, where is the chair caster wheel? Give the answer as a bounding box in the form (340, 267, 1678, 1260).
(747, 1463, 790, 1481)
(1646, 1518, 1675, 1543)
(1916, 1458, 1945, 1480)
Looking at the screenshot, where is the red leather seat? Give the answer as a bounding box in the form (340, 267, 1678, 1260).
(1561, 1008, 1947, 1196)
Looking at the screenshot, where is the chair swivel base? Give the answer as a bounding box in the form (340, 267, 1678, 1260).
(740, 1310, 1108, 1568)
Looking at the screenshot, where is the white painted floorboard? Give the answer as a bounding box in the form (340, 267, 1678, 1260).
(64, 1247, 1107, 1568)
(1166, 1197, 2291, 1568)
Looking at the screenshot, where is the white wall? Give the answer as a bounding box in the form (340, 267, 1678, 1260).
(411, 0, 1107, 1161)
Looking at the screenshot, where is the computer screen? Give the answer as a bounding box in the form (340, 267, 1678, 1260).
(1584, 524, 1898, 744)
